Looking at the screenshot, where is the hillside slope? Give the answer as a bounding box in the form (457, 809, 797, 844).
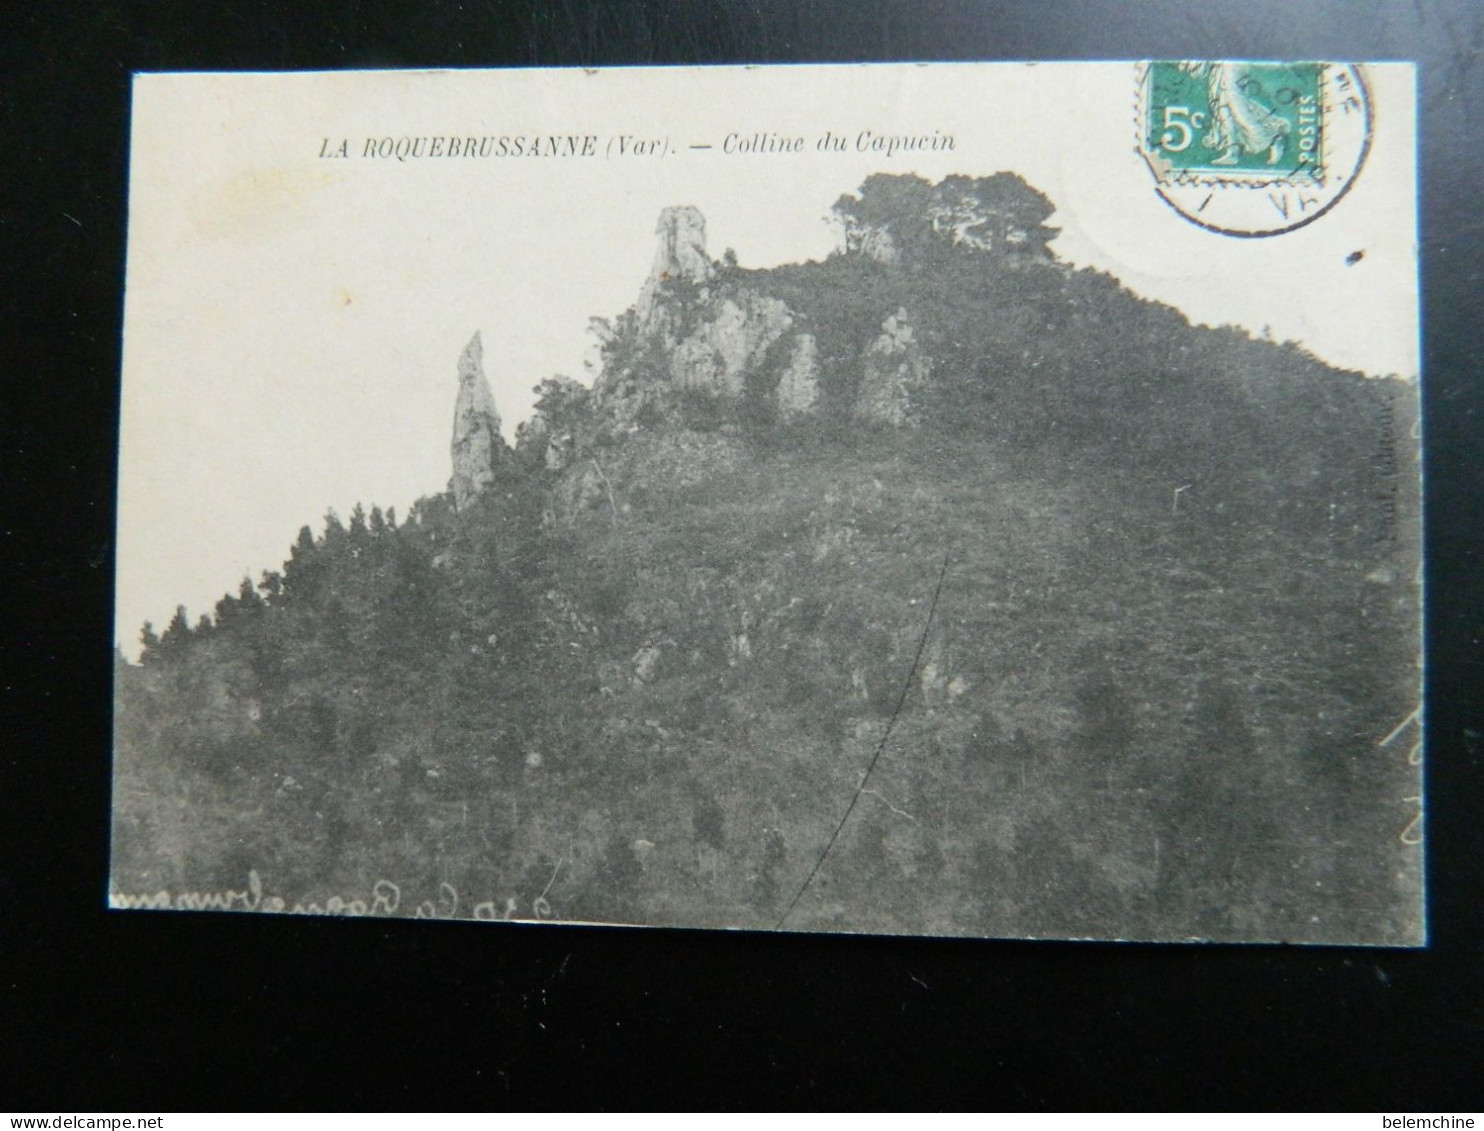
(112, 174, 1422, 942)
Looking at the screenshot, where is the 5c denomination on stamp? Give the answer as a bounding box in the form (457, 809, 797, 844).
(1138, 61, 1371, 237)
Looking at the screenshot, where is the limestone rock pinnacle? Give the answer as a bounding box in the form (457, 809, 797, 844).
(637, 206, 715, 327)
(651, 206, 714, 286)
(451, 332, 508, 510)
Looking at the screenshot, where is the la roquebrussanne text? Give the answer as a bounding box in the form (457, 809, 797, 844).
(320, 130, 956, 162)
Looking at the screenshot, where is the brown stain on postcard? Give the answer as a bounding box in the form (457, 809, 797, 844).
(190, 166, 343, 241)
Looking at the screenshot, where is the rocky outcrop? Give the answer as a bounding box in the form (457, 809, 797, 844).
(860, 227, 900, 266)
(775, 334, 820, 419)
(918, 639, 970, 707)
(517, 412, 575, 472)
(856, 309, 930, 427)
(600, 206, 823, 417)
(669, 294, 793, 397)
(547, 431, 746, 525)
(550, 207, 951, 463)
(636, 206, 714, 329)
(450, 332, 509, 509)
(653, 206, 714, 284)
(544, 430, 574, 471)
(517, 375, 586, 471)
(588, 364, 671, 438)
(551, 461, 610, 522)
(514, 412, 549, 466)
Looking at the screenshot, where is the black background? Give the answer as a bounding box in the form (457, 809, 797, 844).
(3, 0, 1481, 1110)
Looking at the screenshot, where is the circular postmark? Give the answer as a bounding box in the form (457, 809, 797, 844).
(1137, 61, 1371, 238)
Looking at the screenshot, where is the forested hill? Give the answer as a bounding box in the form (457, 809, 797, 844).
(112, 173, 1421, 943)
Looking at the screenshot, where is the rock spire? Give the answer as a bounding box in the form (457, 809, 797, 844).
(636, 206, 714, 327)
(450, 332, 508, 510)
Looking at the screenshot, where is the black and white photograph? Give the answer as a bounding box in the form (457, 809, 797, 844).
(109, 63, 1422, 944)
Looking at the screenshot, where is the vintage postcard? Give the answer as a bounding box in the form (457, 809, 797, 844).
(111, 63, 1423, 943)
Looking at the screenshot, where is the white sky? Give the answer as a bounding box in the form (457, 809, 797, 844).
(116, 63, 1418, 654)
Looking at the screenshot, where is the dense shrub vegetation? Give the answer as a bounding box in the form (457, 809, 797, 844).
(112, 175, 1421, 941)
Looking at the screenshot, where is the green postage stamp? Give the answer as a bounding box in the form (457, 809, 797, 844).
(1145, 62, 1323, 179)
(1139, 62, 1371, 236)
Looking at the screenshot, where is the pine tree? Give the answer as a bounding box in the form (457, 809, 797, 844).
(323, 508, 347, 546)
(138, 621, 160, 664)
(831, 173, 934, 259)
(831, 172, 1058, 263)
(159, 605, 192, 657)
(214, 587, 240, 628)
(282, 525, 321, 606)
(349, 502, 369, 545)
(259, 569, 284, 604)
(237, 574, 265, 615)
(942, 173, 1059, 255)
